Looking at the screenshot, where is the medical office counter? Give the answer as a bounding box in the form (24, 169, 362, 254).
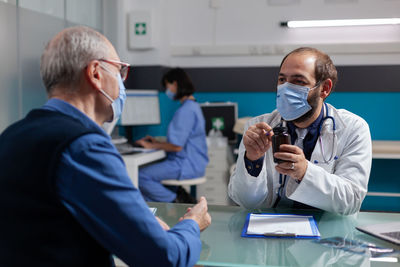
(146, 203, 400, 267)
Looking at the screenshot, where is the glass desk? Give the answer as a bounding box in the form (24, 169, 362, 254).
(149, 202, 400, 267)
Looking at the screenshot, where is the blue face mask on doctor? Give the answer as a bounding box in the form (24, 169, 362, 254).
(276, 82, 319, 121)
(98, 66, 126, 122)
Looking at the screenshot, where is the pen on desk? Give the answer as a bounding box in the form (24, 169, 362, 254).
(263, 232, 297, 237)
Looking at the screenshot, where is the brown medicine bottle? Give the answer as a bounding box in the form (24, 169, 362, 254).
(272, 126, 291, 163)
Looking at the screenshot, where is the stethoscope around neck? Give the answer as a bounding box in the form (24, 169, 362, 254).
(317, 102, 338, 164)
(273, 102, 338, 208)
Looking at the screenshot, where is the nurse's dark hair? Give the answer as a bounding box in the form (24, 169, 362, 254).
(279, 47, 338, 90)
(162, 68, 195, 100)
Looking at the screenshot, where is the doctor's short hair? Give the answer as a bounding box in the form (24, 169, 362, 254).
(279, 47, 338, 90)
(40, 26, 109, 94)
(162, 68, 195, 100)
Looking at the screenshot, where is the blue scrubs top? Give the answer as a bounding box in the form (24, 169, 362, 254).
(42, 99, 201, 267)
(167, 99, 209, 179)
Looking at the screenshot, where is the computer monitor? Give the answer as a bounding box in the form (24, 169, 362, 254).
(102, 90, 161, 142)
(120, 90, 161, 126)
(200, 102, 238, 144)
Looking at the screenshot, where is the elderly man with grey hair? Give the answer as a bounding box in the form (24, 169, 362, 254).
(0, 26, 211, 266)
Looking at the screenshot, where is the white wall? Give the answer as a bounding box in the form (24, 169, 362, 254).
(119, 0, 400, 67)
(0, 0, 107, 132)
(0, 2, 19, 132)
(118, 0, 171, 66)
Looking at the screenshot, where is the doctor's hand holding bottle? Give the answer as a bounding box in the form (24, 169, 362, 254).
(243, 121, 308, 181)
(243, 122, 274, 161)
(243, 122, 308, 180)
(243, 91, 308, 181)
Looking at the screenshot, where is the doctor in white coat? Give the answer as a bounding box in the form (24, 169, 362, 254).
(228, 47, 372, 215)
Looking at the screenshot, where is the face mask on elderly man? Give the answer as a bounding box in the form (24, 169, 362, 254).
(98, 69, 127, 122)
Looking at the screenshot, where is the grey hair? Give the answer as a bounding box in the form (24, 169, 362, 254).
(40, 26, 109, 93)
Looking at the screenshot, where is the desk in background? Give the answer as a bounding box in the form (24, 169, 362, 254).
(122, 150, 166, 187)
(147, 203, 400, 267)
(372, 141, 400, 159)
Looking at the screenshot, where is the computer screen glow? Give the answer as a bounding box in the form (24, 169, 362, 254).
(120, 90, 161, 126)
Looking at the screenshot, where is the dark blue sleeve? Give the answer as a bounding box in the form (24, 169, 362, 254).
(56, 133, 201, 267)
(243, 154, 264, 177)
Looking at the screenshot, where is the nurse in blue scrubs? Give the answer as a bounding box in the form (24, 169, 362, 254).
(136, 68, 209, 203)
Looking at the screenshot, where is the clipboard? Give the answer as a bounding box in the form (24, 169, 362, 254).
(241, 213, 320, 239)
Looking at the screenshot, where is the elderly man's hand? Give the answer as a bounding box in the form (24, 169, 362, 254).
(243, 122, 274, 161)
(155, 216, 170, 230)
(179, 197, 211, 232)
(274, 144, 308, 181)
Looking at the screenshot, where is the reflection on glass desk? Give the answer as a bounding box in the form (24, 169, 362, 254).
(149, 202, 400, 267)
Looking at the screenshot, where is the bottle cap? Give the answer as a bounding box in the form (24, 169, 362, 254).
(273, 126, 288, 135)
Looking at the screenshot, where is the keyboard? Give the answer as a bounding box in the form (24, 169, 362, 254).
(115, 143, 141, 155)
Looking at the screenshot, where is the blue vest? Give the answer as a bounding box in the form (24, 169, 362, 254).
(0, 109, 113, 266)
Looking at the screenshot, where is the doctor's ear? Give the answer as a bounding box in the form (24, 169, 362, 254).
(320, 79, 333, 99)
(85, 60, 103, 91)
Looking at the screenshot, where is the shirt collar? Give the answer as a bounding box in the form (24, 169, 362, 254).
(306, 105, 324, 131)
(42, 98, 106, 134)
(287, 105, 324, 138)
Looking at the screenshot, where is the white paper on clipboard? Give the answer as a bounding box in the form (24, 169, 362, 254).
(246, 213, 320, 237)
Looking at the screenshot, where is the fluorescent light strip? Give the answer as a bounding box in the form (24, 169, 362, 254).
(284, 18, 400, 28)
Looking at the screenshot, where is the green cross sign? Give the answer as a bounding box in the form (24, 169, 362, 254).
(135, 22, 147, 35)
(212, 117, 225, 130)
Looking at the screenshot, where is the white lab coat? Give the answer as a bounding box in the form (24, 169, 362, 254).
(228, 103, 372, 215)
